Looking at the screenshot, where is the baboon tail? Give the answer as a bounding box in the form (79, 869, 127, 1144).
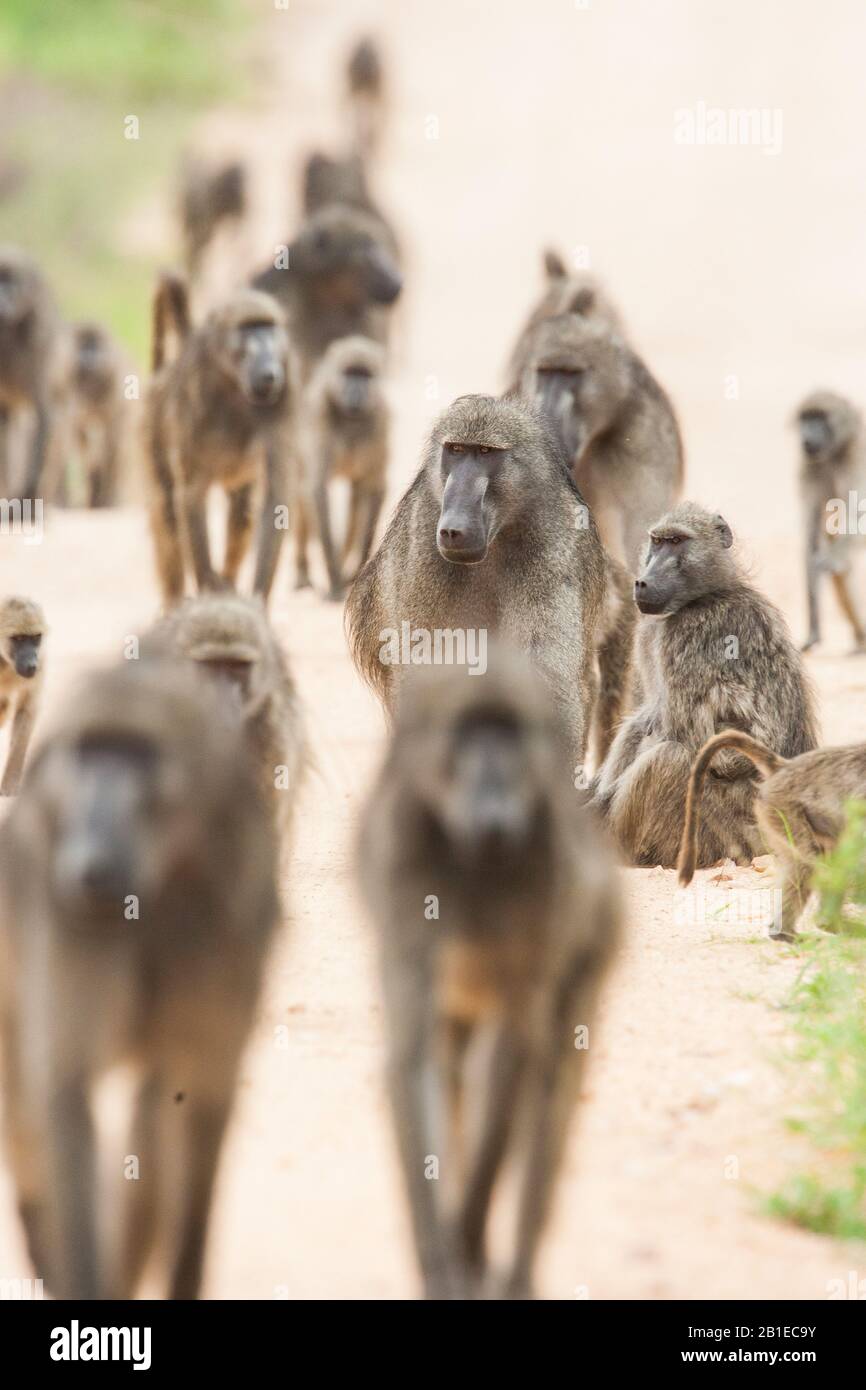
(676, 731, 786, 887)
(151, 272, 191, 372)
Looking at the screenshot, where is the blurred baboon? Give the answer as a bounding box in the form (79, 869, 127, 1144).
(346, 394, 607, 767)
(301, 150, 401, 261)
(357, 650, 621, 1299)
(594, 503, 817, 866)
(149, 593, 307, 840)
(0, 596, 45, 796)
(178, 158, 246, 283)
(518, 314, 684, 573)
(0, 656, 279, 1299)
(252, 203, 402, 374)
(0, 246, 60, 500)
(679, 731, 866, 941)
(295, 334, 388, 598)
(144, 274, 296, 606)
(795, 390, 866, 652)
(55, 322, 129, 507)
(506, 248, 624, 390)
(345, 36, 386, 158)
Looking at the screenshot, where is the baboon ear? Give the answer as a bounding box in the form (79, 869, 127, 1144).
(543, 248, 567, 281)
(569, 287, 595, 315)
(715, 515, 733, 549)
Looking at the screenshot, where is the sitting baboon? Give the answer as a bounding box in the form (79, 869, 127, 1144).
(345, 35, 386, 158)
(679, 731, 866, 941)
(0, 595, 45, 796)
(147, 593, 307, 841)
(593, 503, 818, 867)
(0, 656, 279, 1299)
(506, 248, 625, 391)
(295, 334, 388, 598)
(346, 394, 611, 768)
(178, 157, 246, 283)
(517, 314, 684, 574)
(144, 274, 296, 606)
(0, 246, 61, 501)
(357, 649, 621, 1299)
(795, 390, 866, 652)
(54, 321, 130, 507)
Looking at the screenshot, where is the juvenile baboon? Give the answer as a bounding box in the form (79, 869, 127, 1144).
(593, 503, 818, 866)
(357, 650, 621, 1299)
(795, 390, 866, 652)
(148, 593, 306, 840)
(0, 596, 45, 796)
(55, 321, 129, 507)
(178, 158, 246, 283)
(518, 314, 684, 573)
(679, 732, 866, 941)
(506, 248, 624, 391)
(345, 394, 607, 768)
(0, 656, 279, 1299)
(345, 36, 386, 158)
(144, 274, 296, 606)
(0, 246, 61, 501)
(294, 334, 388, 598)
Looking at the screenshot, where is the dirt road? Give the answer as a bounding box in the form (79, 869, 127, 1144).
(2, 0, 866, 1298)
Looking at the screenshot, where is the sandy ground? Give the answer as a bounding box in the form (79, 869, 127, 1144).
(2, 0, 866, 1298)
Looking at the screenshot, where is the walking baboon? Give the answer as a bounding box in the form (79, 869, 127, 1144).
(506, 248, 624, 391)
(345, 394, 607, 768)
(295, 334, 388, 598)
(178, 158, 246, 283)
(0, 246, 61, 501)
(0, 656, 279, 1299)
(345, 36, 385, 158)
(300, 151, 401, 262)
(795, 390, 866, 652)
(144, 274, 296, 606)
(148, 593, 307, 840)
(518, 314, 684, 573)
(357, 650, 621, 1299)
(679, 732, 866, 941)
(55, 322, 129, 507)
(593, 503, 818, 866)
(0, 596, 45, 796)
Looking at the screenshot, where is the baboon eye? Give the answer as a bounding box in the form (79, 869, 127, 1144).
(447, 443, 464, 455)
(478, 446, 490, 455)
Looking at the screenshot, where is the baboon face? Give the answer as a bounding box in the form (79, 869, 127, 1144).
(0, 598, 45, 676)
(0, 254, 35, 326)
(292, 209, 402, 306)
(334, 362, 377, 414)
(635, 510, 733, 616)
(795, 392, 859, 465)
(72, 324, 113, 394)
(799, 409, 836, 463)
(436, 441, 509, 563)
(219, 315, 288, 406)
(527, 317, 630, 459)
(5, 631, 41, 679)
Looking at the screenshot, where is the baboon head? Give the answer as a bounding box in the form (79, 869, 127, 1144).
(71, 322, 114, 397)
(205, 290, 290, 407)
(425, 394, 563, 565)
(302, 151, 369, 216)
(347, 35, 383, 92)
(318, 334, 385, 415)
(522, 314, 631, 460)
(542, 248, 601, 317)
(634, 503, 735, 616)
(289, 205, 401, 306)
(795, 390, 860, 465)
(0, 595, 45, 679)
(0, 246, 42, 327)
(159, 593, 274, 716)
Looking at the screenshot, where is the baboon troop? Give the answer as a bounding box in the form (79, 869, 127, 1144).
(357, 650, 620, 1299)
(0, 596, 45, 796)
(0, 245, 60, 501)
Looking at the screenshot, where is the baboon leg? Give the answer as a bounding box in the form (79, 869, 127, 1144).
(770, 858, 813, 942)
(1, 1034, 51, 1282)
(117, 1072, 162, 1298)
(50, 1075, 100, 1298)
(351, 483, 386, 577)
(312, 476, 344, 600)
(180, 481, 222, 593)
(593, 605, 635, 769)
(592, 711, 651, 810)
(168, 1093, 234, 1300)
(293, 496, 312, 590)
(149, 445, 185, 603)
(830, 569, 866, 650)
(252, 438, 288, 602)
(340, 481, 364, 571)
(0, 698, 35, 795)
(20, 398, 50, 503)
(224, 484, 254, 585)
(802, 508, 823, 650)
(457, 1024, 526, 1281)
(608, 739, 692, 866)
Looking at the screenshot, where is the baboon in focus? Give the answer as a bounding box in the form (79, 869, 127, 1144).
(795, 390, 866, 652)
(144, 274, 296, 606)
(518, 314, 684, 573)
(593, 503, 818, 866)
(0, 246, 61, 500)
(295, 334, 388, 598)
(357, 650, 621, 1299)
(345, 36, 386, 158)
(346, 394, 609, 768)
(0, 596, 45, 796)
(506, 248, 624, 390)
(55, 322, 130, 507)
(679, 732, 866, 941)
(178, 158, 246, 283)
(148, 593, 307, 841)
(0, 656, 279, 1299)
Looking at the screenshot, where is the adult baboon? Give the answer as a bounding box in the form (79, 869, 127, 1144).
(345, 394, 607, 768)
(0, 595, 45, 796)
(300, 150, 401, 263)
(518, 314, 684, 573)
(54, 321, 130, 507)
(0, 656, 279, 1300)
(178, 157, 246, 283)
(345, 35, 386, 158)
(295, 334, 388, 598)
(0, 246, 61, 501)
(148, 593, 306, 841)
(506, 248, 624, 390)
(357, 650, 621, 1299)
(144, 274, 296, 606)
(795, 390, 866, 652)
(593, 503, 817, 866)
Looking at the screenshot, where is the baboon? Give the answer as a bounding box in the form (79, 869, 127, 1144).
(679, 732, 866, 941)
(345, 394, 608, 768)
(55, 321, 129, 507)
(144, 274, 296, 606)
(252, 203, 402, 374)
(300, 150, 401, 262)
(178, 158, 246, 283)
(0, 596, 45, 796)
(0, 656, 279, 1299)
(795, 390, 866, 652)
(294, 334, 388, 598)
(518, 313, 684, 573)
(345, 36, 385, 158)
(593, 503, 818, 867)
(0, 246, 61, 501)
(506, 248, 624, 390)
(357, 649, 621, 1299)
(147, 593, 306, 840)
